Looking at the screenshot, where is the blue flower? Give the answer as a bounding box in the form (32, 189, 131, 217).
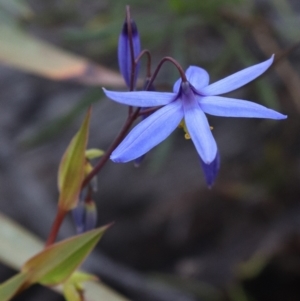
(103, 56, 286, 184)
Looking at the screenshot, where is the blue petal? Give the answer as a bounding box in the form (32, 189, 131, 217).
(200, 151, 220, 188)
(182, 88, 217, 163)
(103, 88, 176, 107)
(111, 101, 184, 162)
(186, 66, 210, 90)
(118, 20, 141, 88)
(199, 96, 287, 119)
(200, 55, 274, 96)
(173, 66, 210, 93)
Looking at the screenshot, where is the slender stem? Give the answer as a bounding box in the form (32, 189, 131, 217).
(84, 186, 93, 204)
(82, 108, 140, 188)
(146, 56, 187, 90)
(135, 49, 152, 78)
(137, 106, 161, 116)
(45, 208, 67, 247)
(128, 105, 133, 116)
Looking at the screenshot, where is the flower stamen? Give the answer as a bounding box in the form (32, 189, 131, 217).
(179, 120, 191, 140)
(179, 120, 213, 140)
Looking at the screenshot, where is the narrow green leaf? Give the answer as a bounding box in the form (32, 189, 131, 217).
(0, 272, 28, 301)
(0, 213, 129, 301)
(22, 225, 109, 286)
(58, 109, 90, 211)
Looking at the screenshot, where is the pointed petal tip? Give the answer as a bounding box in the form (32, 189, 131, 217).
(200, 95, 287, 120)
(261, 54, 274, 67)
(266, 111, 287, 120)
(266, 54, 274, 64)
(201, 55, 275, 96)
(110, 153, 123, 163)
(278, 114, 287, 120)
(102, 88, 117, 101)
(102, 87, 109, 96)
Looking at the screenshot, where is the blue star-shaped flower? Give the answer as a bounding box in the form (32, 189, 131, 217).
(103, 56, 286, 184)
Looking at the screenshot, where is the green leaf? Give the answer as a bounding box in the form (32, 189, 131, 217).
(0, 25, 125, 87)
(0, 213, 129, 301)
(0, 272, 28, 301)
(22, 225, 109, 286)
(58, 109, 90, 211)
(85, 148, 105, 160)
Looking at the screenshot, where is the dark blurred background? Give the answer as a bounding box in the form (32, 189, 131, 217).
(1, 0, 300, 300)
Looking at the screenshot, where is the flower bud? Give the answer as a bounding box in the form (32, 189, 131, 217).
(72, 194, 85, 234)
(84, 200, 97, 232)
(118, 18, 141, 88)
(72, 197, 98, 233)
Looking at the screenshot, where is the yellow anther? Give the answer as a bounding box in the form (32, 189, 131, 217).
(179, 119, 190, 139)
(179, 119, 213, 139)
(184, 133, 191, 140)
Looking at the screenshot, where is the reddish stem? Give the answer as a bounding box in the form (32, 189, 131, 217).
(45, 208, 67, 247)
(135, 49, 152, 78)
